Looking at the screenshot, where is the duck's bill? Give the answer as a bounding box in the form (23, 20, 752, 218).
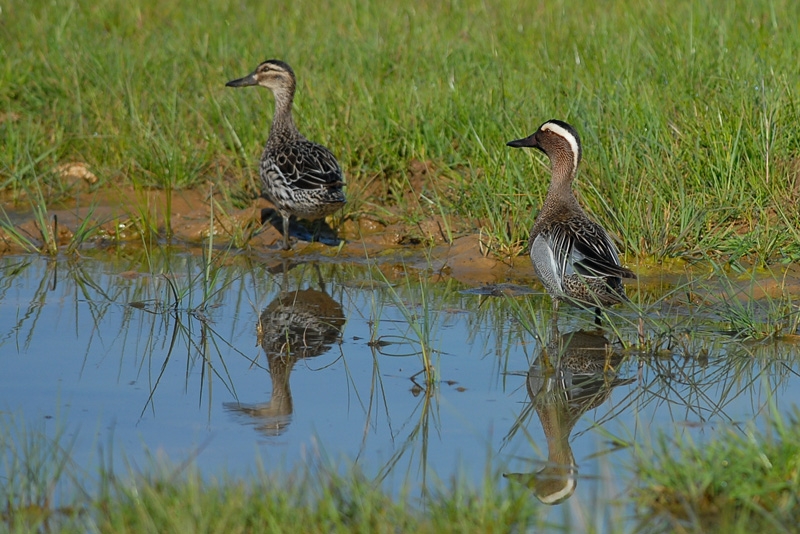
(506, 134, 536, 148)
(225, 71, 258, 87)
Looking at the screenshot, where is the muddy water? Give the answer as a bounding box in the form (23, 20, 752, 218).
(1, 251, 799, 524)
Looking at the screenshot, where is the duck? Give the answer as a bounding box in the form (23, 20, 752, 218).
(507, 119, 635, 322)
(224, 269, 345, 437)
(504, 328, 633, 504)
(226, 59, 346, 250)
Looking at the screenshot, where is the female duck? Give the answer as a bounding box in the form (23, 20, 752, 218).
(507, 120, 635, 317)
(227, 60, 346, 250)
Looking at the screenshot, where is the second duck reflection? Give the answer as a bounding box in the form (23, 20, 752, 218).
(224, 264, 345, 436)
(505, 327, 634, 505)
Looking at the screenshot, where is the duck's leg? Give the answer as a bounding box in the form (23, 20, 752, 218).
(314, 262, 325, 292)
(603, 342, 614, 374)
(550, 300, 560, 337)
(281, 212, 292, 250)
(542, 300, 560, 369)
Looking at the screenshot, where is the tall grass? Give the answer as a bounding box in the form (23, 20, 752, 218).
(3, 0, 800, 260)
(0, 413, 545, 533)
(633, 406, 800, 533)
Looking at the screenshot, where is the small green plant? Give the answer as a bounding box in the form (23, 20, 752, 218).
(377, 265, 441, 389)
(0, 182, 100, 255)
(0, 414, 80, 531)
(633, 405, 800, 533)
(0, 206, 41, 253)
(703, 261, 800, 340)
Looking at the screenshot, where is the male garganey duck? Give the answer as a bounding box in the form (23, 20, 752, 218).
(507, 119, 635, 322)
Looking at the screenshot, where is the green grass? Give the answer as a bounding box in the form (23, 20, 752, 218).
(93, 466, 543, 534)
(0, 414, 544, 533)
(4, 404, 800, 532)
(3, 0, 800, 260)
(633, 406, 800, 533)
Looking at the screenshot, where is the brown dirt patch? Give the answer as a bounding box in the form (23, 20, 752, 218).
(0, 184, 536, 287)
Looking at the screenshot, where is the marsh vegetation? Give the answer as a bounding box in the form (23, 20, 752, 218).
(3, 0, 800, 531)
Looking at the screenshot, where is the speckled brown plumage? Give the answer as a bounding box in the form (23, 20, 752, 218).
(507, 120, 635, 312)
(504, 329, 632, 504)
(227, 59, 346, 250)
(224, 285, 345, 436)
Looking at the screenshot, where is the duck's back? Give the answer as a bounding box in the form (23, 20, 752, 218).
(530, 208, 632, 307)
(261, 137, 346, 219)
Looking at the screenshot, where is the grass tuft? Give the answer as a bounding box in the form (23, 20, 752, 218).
(633, 406, 800, 533)
(3, 0, 800, 261)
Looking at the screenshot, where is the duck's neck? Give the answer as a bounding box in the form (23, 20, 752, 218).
(545, 163, 580, 208)
(269, 88, 300, 142)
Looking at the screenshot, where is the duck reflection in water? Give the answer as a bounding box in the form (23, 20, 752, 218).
(505, 328, 634, 504)
(225, 265, 345, 436)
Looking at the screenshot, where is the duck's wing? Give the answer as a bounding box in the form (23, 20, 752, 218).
(549, 220, 636, 279)
(530, 233, 564, 290)
(268, 140, 345, 190)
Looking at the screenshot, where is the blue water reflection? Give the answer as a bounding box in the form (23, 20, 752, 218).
(1, 253, 798, 523)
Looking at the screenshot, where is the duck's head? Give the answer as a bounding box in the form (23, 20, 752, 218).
(507, 119, 582, 175)
(226, 59, 296, 98)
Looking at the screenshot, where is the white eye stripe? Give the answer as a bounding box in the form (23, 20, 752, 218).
(541, 122, 580, 171)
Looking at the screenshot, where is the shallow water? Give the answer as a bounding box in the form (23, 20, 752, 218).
(1, 252, 799, 527)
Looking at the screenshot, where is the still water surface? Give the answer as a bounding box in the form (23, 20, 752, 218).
(1, 252, 799, 523)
